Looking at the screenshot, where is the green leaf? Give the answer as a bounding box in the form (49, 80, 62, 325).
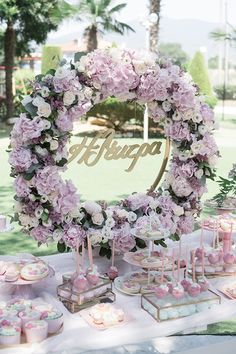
(25, 102, 38, 117)
(135, 238, 147, 249)
(23, 171, 35, 181)
(57, 242, 66, 253)
(74, 51, 87, 63)
(99, 247, 108, 257)
(46, 69, 56, 76)
(56, 158, 67, 167)
(41, 212, 49, 222)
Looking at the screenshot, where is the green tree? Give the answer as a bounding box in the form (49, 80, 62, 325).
(210, 24, 236, 47)
(0, 0, 75, 121)
(188, 51, 217, 108)
(41, 46, 62, 74)
(159, 42, 189, 67)
(78, 0, 134, 52)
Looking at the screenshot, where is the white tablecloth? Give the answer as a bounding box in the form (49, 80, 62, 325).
(1, 230, 236, 354)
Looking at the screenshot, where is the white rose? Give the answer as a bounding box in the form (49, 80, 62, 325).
(89, 231, 103, 246)
(64, 214, 73, 224)
(53, 229, 63, 242)
(50, 140, 59, 151)
(162, 101, 172, 112)
(173, 205, 184, 216)
(116, 209, 129, 219)
(44, 134, 52, 142)
(133, 60, 147, 75)
(77, 91, 85, 101)
(63, 91, 75, 106)
(191, 141, 203, 155)
(19, 214, 35, 228)
(92, 212, 104, 226)
(102, 226, 113, 240)
(43, 120, 51, 130)
(41, 195, 48, 203)
(22, 95, 32, 106)
(83, 87, 93, 99)
(105, 217, 115, 228)
(192, 114, 202, 123)
(37, 102, 51, 118)
(83, 201, 102, 215)
(182, 109, 194, 121)
(194, 169, 204, 179)
(70, 208, 84, 220)
(75, 56, 87, 72)
(128, 212, 137, 222)
(198, 125, 207, 135)
(32, 96, 44, 107)
(41, 86, 50, 98)
(172, 111, 181, 121)
(55, 67, 69, 79)
(35, 146, 48, 157)
(35, 207, 44, 218)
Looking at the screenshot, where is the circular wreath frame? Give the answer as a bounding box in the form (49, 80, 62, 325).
(9, 48, 219, 258)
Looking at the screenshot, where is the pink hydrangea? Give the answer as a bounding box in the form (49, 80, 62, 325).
(126, 193, 150, 211)
(156, 195, 173, 212)
(54, 180, 79, 215)
(148, 102, 166, 122)
(14, 175, 31, 197)
(177, 215, 195, 234)
(33, 166, 61, 195)
(63, 224, 86, 249)
(172, 160, 197, 179)
(9, 147, 35, 172)
(171, 176, 193, 197)
(159, 213, 176, 234)
(10, 114, 45, 148)
(112, 223, 136, 253)
(200, 103, 214, 122)
(137, 70, 169, 102)
(30, 225, 53, 243)
(56, 110, 73, 132)
(164, 121, 190, 141)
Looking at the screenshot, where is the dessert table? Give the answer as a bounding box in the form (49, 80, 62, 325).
(1, 229, 236, 354)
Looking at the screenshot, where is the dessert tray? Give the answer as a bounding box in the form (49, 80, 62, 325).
(114, 271, 171, 296)
(131, 229, 165, 241)
(123, 251, 173, 270)
(80, 304, 129, 330)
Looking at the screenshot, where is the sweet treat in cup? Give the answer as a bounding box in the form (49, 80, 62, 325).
(25, 320, 48, 343)
(0, 325, 21, 346)
(41, 310, 63, 334)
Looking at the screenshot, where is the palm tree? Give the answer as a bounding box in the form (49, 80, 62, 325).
(149, 0, 161, 53)
(78, 0, 134, 52)
(210, 24, 236, 46)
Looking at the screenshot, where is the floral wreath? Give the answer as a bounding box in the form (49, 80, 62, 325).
(9, 48, 219, 258)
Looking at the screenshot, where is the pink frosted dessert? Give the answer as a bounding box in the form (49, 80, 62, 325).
(18, 309, 41, 332)
(107, 266, 118, 280)
(25, 320, 48, 343)
(73, 275, 88, 291)
(0, 325, 21, 346)
(41, 310, 63, 334)
(155, 284, 169, 299)
(208, 252, 220, 265)
(180, 278, 192, 291)
(167, 281, 174, 294)
(223, 253, 235, 264)
(187, 283, 201, 297)
(86, 269, 99, 286)
(0, 316, 21, 329)
(198, 276, 209, 292)
(172, 284, 185, 299)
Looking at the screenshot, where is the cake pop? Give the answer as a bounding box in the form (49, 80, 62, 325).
(155, 284, 169, 299)
(195, 247, 204, 260)
(107, 266, 118, 280)
(172, 283, 185, 299)
(208, 252, 220, 264)
(198, 276, 209, 292)
(223, 252, 235, 264)
(73, 275, 88, 291)
(187, 283, 201, 297)
(180, 278, 192, 291)
(86, 267, 99, 286)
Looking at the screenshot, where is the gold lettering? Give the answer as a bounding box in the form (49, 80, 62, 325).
(68, 129, 164, 173)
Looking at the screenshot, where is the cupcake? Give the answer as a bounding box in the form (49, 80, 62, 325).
(25, 320, 48, 343)
(18, 309, 41, 332)
(0, 315, 22, 330)
(41, 310, 63, 334)
(0, 325, 21, 346)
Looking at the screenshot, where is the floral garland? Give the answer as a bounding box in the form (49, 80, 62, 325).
(9, 48, 219, 258)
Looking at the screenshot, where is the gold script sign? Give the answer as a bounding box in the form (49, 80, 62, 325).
(68, 129, 170, 190)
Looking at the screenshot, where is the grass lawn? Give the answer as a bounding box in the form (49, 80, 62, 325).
(0, 120, 236, 256)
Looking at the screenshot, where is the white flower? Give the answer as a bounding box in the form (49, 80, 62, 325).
(41, 86, 50, 98)
(32, 96, 45, 107)
(173, 205, 184, 216)
(83, 87, 93, 99)
(198, 125, 207, 135)
(102, 226, 113, 240)
(64, 214, 72, 224)
(105, 217, 115, 228)
(191, 141, 203, 155)
(172, 111, 181, 121)
(77, 91, 85, 101)
(75, 56, 87, 72)
(182, 109, 194, 121)
(63, 91, 75, 106)
(44, 74, 53, 81)
(50, 140, 59, 151)
(28, 194, 36, 202)
(21, 95, 32, 106)
(192, 114, 202, 123)
(149, 199, 159, 210)
(162, 101, 172, 112)
(20, 214, 38, 228)
(89, 231, 103, 246)
(128, 212, 137, 222)
(116, 209, 129, 219)
(37, 102, 51, 118)
(41, 195, 48, 203)
(53, 229, 63, 242)
(43, 120, 51, 130)
(44, 134, 52, 143)
(195, 169, 204, 179)
(178, 150, 192, 161)
(92, 212, 104, 226)
(55, 67, 69, 79)
(43, 219, 52, 227)
(70, 208, 84, 220)
(35, 207, 43, 218)
(35, 146, 48, 157)
(83, 201, 102, 215)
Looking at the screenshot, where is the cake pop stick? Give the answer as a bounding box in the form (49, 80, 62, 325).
(82, 242, 85, 269)
(230, 222, 233, 252)
(172, 249, 175, 279)
(216, 221, 220, 248)
(76, 239, 80, 274)
(177, 239, 181, 282)
(200, 224, 204, 249)
(185, 246, 189, 278)
(192, 250, 196, 282)
(202, 246, 205, 277)
(161, 254, 164, 283)
(111, 238, 115, 268)
(87, 235, 93, 271)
